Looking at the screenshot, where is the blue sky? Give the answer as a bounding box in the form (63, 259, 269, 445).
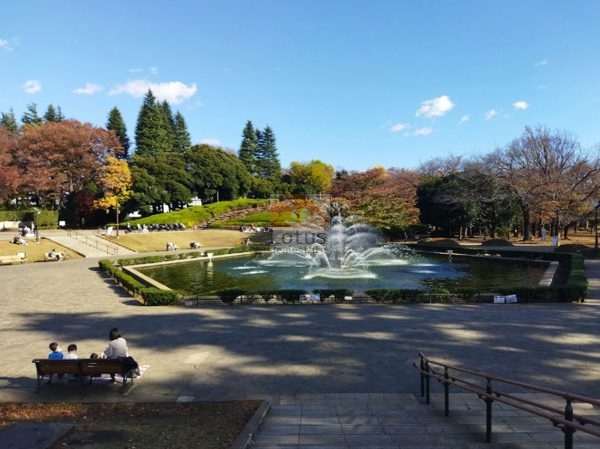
(1, 1, 599, 171)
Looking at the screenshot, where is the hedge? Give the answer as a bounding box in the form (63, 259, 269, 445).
(0, 209, 59, 229)
(98, 259, 179, 305)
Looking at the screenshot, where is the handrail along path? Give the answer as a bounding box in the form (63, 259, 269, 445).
(415, 352, 600, 449)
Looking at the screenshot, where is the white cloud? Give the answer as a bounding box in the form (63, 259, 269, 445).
(513, 100, 529, 110)
(129, 67, 143, 73)
(413, 127, 433, 136)
(149, 66, 159, 75)
(535, 59, 548, 66)
(73, 82, 102, 95)
(199, 138, 221, 147)
(22, 79, 42, 94)
(389, 122, 410, 133)
(458, 115, 470, 124)
(484, 109, 497, 120)
(0, 37, 18, 52)
(109, 79, 198, 104)
(416, 95, 454, 118)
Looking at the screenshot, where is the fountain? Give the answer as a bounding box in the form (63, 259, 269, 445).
(138, 197, 549, 296)
(262, 211, 412, 281)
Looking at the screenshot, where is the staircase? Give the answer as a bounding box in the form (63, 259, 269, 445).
(248, 393, 600, 448)
(204, 205, 269, 229)
(44, 231, 135, 257)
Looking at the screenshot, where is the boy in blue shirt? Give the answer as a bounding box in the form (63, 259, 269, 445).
(48, 342, 64, 359)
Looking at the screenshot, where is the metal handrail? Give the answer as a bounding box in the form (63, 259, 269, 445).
(415, 352, 600, 448)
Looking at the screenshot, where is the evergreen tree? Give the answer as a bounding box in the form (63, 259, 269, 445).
(43, 104, 65, 122)
(238, 120, 259, 176)
(173, 111, 192, 152)
(0, 109, 18, 133)
(21, 103, 43, 125)
(159, 101, 176, 149)
(134, 90, 174, 155)
(106, 107, 131, 159)
(256, 125, 281, 180)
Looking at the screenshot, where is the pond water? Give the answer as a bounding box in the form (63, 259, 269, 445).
(138, 252, 548, 295)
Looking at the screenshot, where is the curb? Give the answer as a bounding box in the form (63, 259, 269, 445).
(229, 400, 271, 449)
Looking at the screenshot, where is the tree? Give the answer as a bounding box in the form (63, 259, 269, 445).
(17, 120, 123, 210)
(134, 90, 175, 155)
(129, 152, 192, 213)
(238, 121, 259, 176)
(484, 126, 600, 240)
(173, 111, 192, 153)
(256, 125, 281, 180)
(21, 103, 43, 125)
(106, 107, 131, 159)
(0, 109, 19, 134)
(287, 160, 334, 194)
(0, 126, 19, 203)
(184, 144, 252, 203)
(333, 167, 419, 236)
(93, 156, 133, 237)
(43, 104, 65, 122)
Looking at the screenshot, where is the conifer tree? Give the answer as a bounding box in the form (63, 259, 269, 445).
(21, 103, 43, 125)
(238, 120, 259, 176)
(173, 111, 192, 152)
(256, 125, 281, 180)
(43, 104, 64, 122)
(134, 90, 175, 155)
(106, 107, 131, 159)
(0, 109, 18, 133)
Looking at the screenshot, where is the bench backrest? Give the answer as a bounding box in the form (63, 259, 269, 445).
(32, 359, 80, 375)
(32, 358, 127, 376)
(78, 359, 125, 375)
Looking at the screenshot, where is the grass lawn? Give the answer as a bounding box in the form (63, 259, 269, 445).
(0, 235, 81, 262)
(103, 229, 248, 252)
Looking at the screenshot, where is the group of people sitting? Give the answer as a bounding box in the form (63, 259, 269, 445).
(11, 235, 27, 245)
(166, 241, 203, 250)
(47, 327, 139, 381)
(47, 248, 68, 261)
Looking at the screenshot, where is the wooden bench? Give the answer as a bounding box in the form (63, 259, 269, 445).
(0, 254, 27, 265)
(32, 358, 137, 392)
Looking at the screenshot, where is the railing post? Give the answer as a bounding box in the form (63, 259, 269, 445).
(485, 377, 493, 443)
(444, 366, 450, 416)
(420, 355, 425, 398)
(563, 398, 574, 449)
(425, 360, 431, 404)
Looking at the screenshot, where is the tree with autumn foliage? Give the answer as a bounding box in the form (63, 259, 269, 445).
(286, 160, 334, 194)
(93, 156, 133, 237)
(15, 120, 123, 212)
(331, 166, 420, 237)
(0, 126, 20, 203)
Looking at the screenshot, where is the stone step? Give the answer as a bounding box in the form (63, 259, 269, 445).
(45, 234, 135, 258)
(249, 393, 600, 449)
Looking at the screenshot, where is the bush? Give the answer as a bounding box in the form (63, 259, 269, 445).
(141, 288, 179, 305)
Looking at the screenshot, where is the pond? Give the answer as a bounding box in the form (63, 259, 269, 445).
(138, 252, 549, 296)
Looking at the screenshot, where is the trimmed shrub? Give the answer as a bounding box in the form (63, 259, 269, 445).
(141, 288, 179, 305)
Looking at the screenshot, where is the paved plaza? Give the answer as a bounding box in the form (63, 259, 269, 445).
(2, 253, 600, 448)
(2, 256, 600, 403)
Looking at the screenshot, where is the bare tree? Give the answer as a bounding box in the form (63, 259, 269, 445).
(484, 126, 600, 240)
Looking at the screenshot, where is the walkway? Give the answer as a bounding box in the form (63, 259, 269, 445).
(0, 253, 599, 448)
(43, 229, 136, 257)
